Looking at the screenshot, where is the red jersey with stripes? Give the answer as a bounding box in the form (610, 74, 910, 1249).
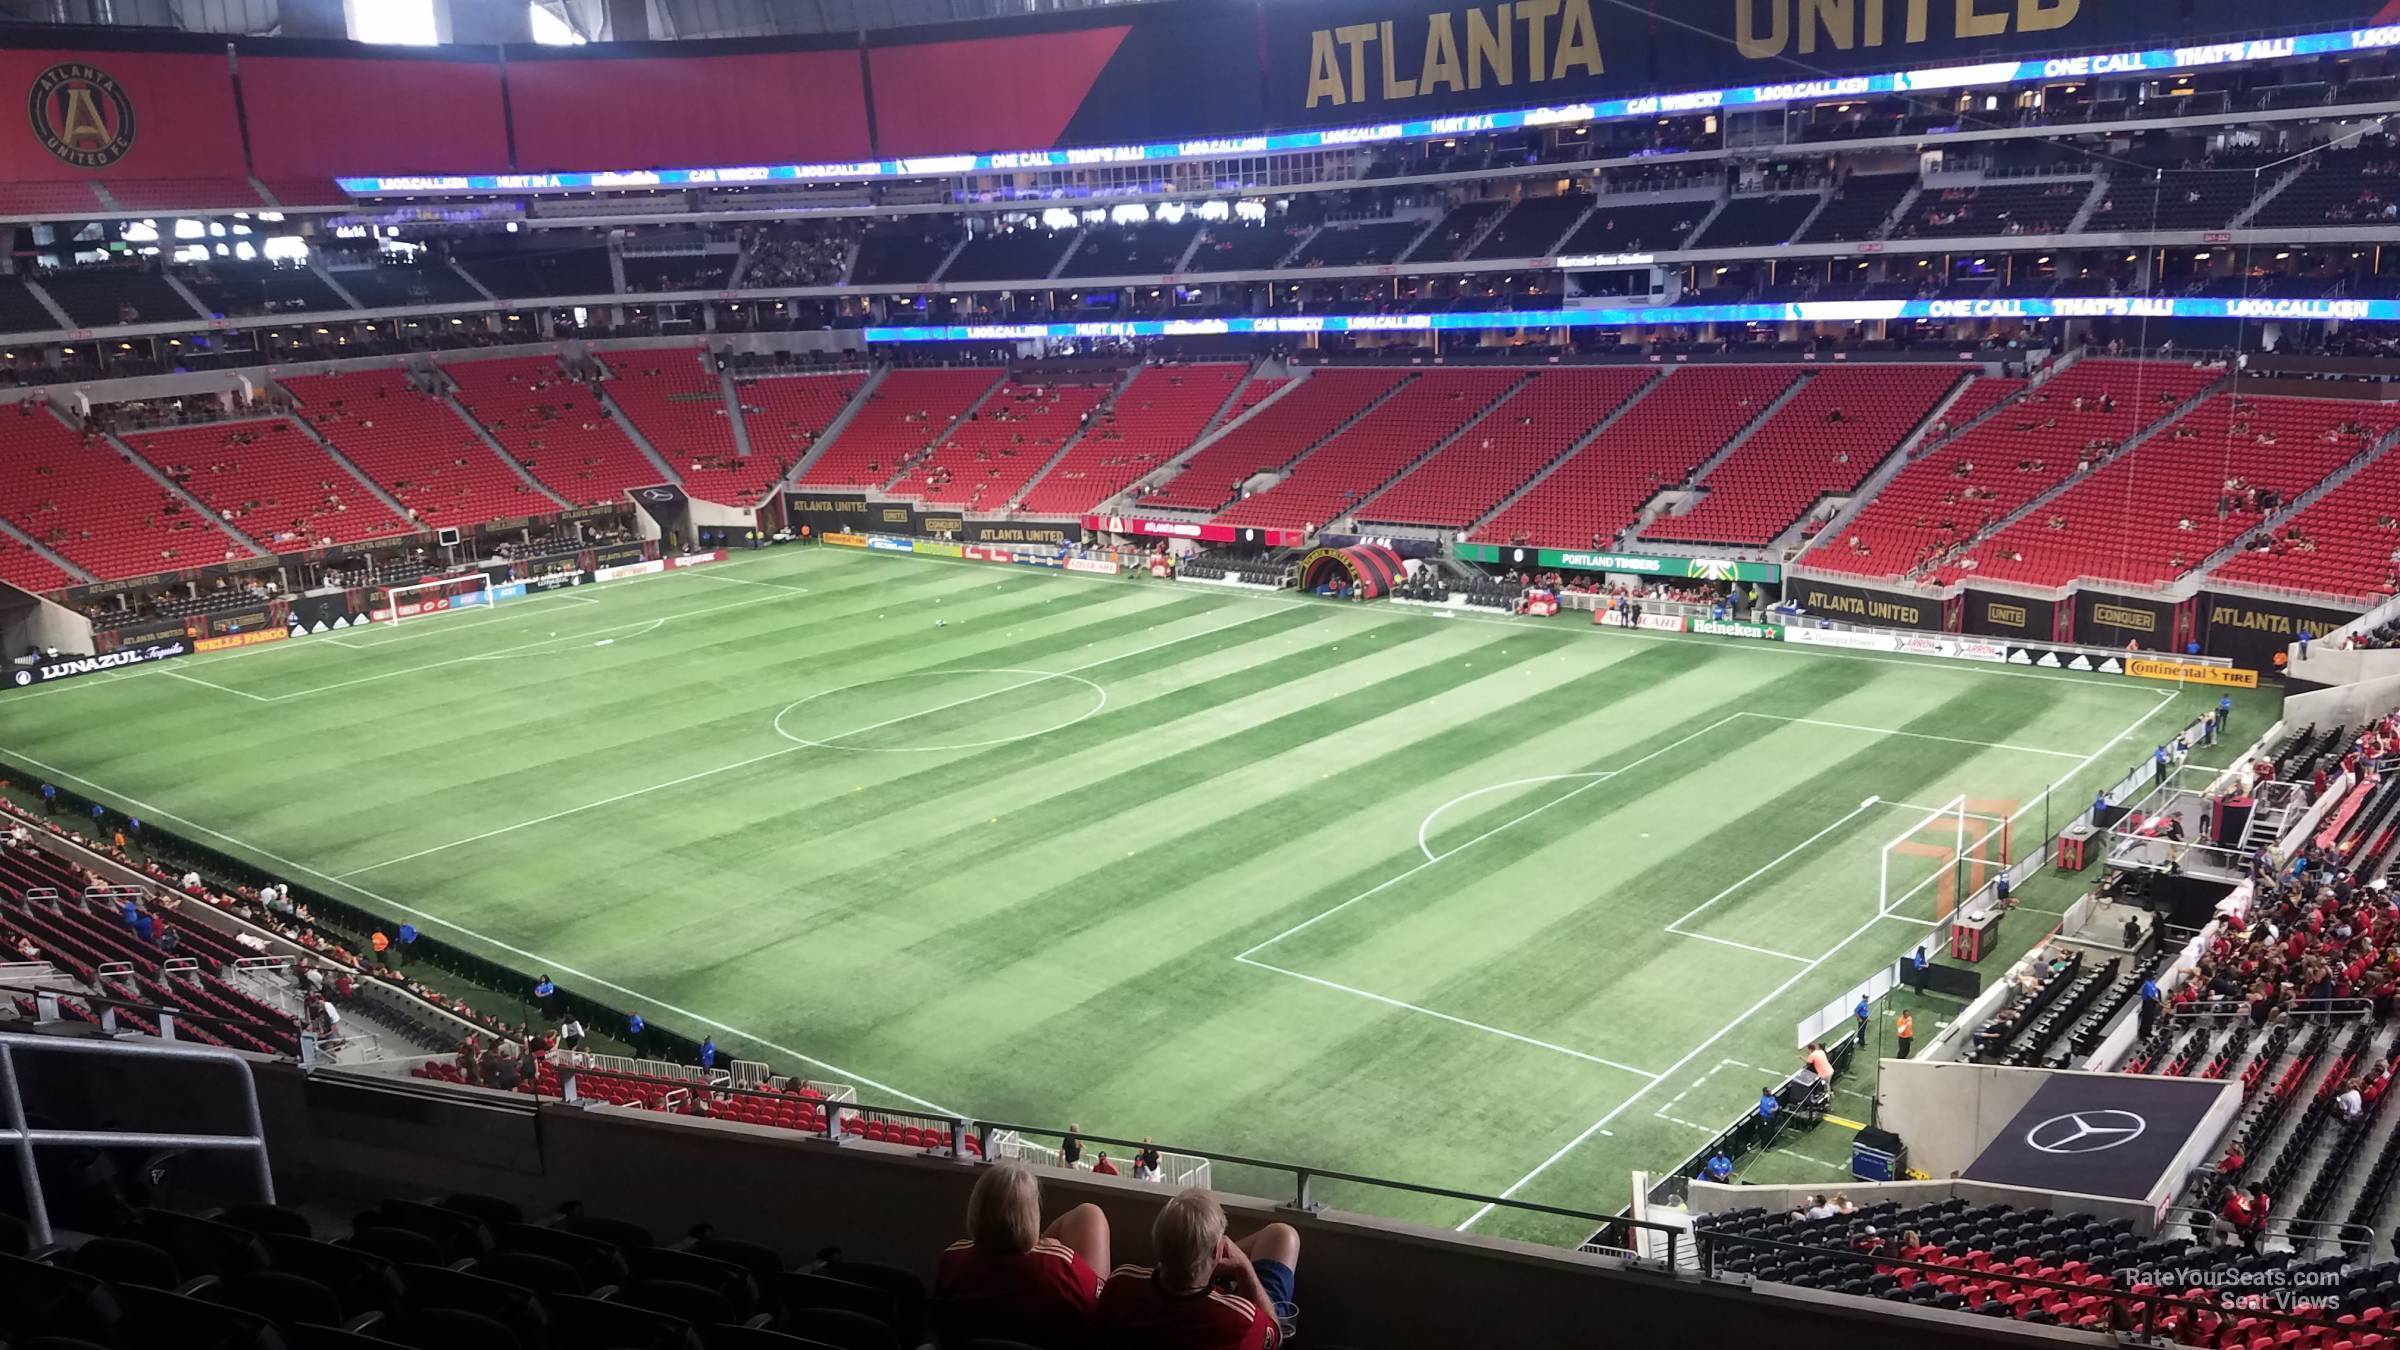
(934, 1237, 1101, 1349)
(1094, 1264, 1275, 1350)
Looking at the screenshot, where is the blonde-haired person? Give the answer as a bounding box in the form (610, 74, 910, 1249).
(934, 1160, 1111, 1349)
(1096, 1187, 1298, 1350)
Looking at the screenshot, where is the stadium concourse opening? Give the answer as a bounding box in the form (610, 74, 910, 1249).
(1298, 543, 1404, 598)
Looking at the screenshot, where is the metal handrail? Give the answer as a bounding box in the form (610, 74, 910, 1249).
(2169, 997, 2376, 1022)
(0, 1029, 273, 1246)
(527, 1055, 1681, 1264)
(2160, 1204, 2377, 1257)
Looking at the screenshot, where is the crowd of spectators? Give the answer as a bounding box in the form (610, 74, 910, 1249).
(742, 221, 858, 288)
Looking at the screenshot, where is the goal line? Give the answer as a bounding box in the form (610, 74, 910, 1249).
(375, 573, 495, 625)
(1879, 794, 2015, 924)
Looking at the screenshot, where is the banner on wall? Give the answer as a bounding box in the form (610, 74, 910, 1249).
(787, 491, 875, 536)
(965, 519, 1084, 546)
(2073, 590, 2177, 652)
(2199, 591, 2361, 671)
(1087, 515, 1306, 548)
(1788, 576, 1941, 630)
(1458, 543, 1779, 583)
(1961, 589, 2061, 641)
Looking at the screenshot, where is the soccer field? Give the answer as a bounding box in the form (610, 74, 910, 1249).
(2, 545, 2246, 1244)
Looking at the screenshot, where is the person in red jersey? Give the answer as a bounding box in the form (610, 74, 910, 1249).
(934, 1161, 1110, 1349)
(1096, 1188, 1299, 1350)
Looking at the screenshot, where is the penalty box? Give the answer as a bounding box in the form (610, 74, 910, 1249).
(1243, 714, 2045, 1072)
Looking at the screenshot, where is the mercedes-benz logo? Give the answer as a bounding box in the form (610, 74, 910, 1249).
(2026, 1110, 2147, 1154)
(638, 488, 679, 503)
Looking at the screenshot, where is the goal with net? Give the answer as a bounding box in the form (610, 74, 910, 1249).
(375, 574, 494, 625)
(1879, 795, 2016, 924)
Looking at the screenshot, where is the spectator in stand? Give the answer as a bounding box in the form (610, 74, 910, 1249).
(1097, 1188, 1298, 1350)
(559, 1015, 585, 1051)
(1093, 1151, 1121, 1177)
(1136, 1138, 1164, 1183)
(1062, 1125, 1085, 1168)
(2338, 1078, 2366, 1122)
(934, 1161, 1111, 1349)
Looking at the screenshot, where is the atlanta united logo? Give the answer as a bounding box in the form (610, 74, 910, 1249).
(29, 63, 134, 169)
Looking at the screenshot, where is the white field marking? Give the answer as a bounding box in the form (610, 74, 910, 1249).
(1455, 688, 2181, 1231)
(330, 607, 1277, 879)
(684, 571, 812, 594)
(1661, 797, 1885, 933)
(1742, 713, 2088, 759)
(324, 638, 367, 649)
(1233, 955, 1661, 1079)
(1245, 714, 1746, 960)
(1880, 801, 2010, 819)
(1772, 1147, 1853, 1173)
(771, 669, 1108, 754)
(1415, 772, 1611, 863)
(1658, 1115, 1719, 1132)
(1668, 930, 1813, 963)
(469, 617, 669, 661)
(1453, 901, 1897, 1232)
(155, 668, 275, 703)
(265, 591, 796, 700)
(839, 546, 2177, 690)
(0, 743, 958, 1115)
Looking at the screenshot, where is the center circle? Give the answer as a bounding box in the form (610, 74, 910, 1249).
(771, 668, 1107, 753)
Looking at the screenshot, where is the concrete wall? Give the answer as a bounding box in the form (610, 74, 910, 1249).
(2283, 645, 2400, 689)
(2287, 672, 2400, 733)
(1875, 1060, 2057, 1179)
(148, 1058, 2107, 1350)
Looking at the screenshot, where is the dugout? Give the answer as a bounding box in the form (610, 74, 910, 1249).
(1298, 543, 1404, 598)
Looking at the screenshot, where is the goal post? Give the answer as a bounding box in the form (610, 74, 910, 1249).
(376, 573, 494, 625)
(1879, 795, 2014, 923)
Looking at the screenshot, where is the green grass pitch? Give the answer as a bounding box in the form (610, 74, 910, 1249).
(1, 545, 2262, 1245)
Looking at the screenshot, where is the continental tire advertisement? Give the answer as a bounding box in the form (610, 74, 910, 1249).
(2126, 657, 2260, 690)
(1789, 577, 1942, 631)
(2200, 591, 2361, 672)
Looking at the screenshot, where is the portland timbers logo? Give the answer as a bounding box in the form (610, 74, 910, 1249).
(29, 63, 134, 169)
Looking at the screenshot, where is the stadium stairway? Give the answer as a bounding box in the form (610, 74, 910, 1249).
(281, 369, 567, 528)
(0, 407, 259, 580)
(885, 377, 1113, 510)
(1639, 366, 1967, 549)
(1016, 363, 1250, 517)
(1356, 367, 1659, 532)
(1800, 358, 2220, 582)
(728, 371, 872, 504)
(1941, 391, 2400, 588)
(1473, 365, 1805, 551)
(794, 368, 1001, 489)
(1138, 367, 1412, 514)
(443, 355, 674, 508)
(0, 513, 83, 592)
(765, 367, 884, 490)
(2209, 418, 2400, 601)
(122, 418, 415, 551)
(1213, 368, 1524, 532)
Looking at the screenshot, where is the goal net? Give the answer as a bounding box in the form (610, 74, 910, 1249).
(377, 574, 493, 625)
(1879, 795, 2014, 923)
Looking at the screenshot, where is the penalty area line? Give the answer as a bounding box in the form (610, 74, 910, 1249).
(1233, 954, 1662, 1080)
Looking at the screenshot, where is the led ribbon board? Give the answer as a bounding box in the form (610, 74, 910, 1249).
(335, 27, 2400, 196)
(863, 295, 2386, 341)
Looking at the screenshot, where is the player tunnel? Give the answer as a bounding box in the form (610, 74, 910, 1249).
(1298, 544, 1404, 599)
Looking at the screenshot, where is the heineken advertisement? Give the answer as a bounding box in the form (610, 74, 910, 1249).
(1456, 543, 1780, 584)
